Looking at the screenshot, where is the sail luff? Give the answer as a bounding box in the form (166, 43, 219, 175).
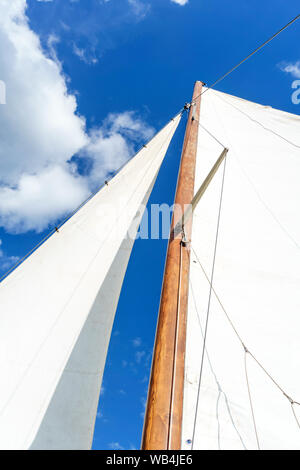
(182, 88, 300, 450)
(142, 81, 203, 450)
(0, 114, 181, 450)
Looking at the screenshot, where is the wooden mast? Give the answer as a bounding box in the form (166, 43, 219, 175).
(142, 81, 202, 450)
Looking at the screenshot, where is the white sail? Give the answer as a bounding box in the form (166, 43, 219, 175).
(182, 89, 300, 450)
(0, 114, 181, 450)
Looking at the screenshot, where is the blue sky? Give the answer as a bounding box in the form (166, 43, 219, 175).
(0, 0, 299, 450)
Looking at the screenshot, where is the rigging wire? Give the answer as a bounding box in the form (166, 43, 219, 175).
(291, 404, 300, 430)
(244, 349, 261, 449)
(189, 96, 300, 446)
(190, 245, 300, 441)
(189, 278, 247, 450)
(192, 14, 300, 102)
(191, 154, 228, 450)
(198, 123, 227, 149)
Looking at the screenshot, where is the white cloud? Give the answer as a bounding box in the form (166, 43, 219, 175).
(0, 166, 89, 233)
(132, 337, 142, 347)
(39, 0, 151, 62)
(83, 112, 154, 185)
(135, 350, 146, 364)
(46, 33, 61, 63)
(140, 393, 147, 418)
(128, 0, 150, 20)
(129, 443, 137, 450)
(0, 1, 87, 185)
(279, 61, 300, 79)
(170, 0, 188, 5)
(109, 442, 124, 450)
(0, 1, 154, 233)
(72, 42, 98, 65)
(96, 409, 108, 423)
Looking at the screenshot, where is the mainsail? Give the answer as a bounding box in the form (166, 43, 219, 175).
(182, 89, 300, 450)
(0, 114, 181, 450)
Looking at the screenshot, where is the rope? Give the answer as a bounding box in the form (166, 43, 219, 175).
(191, 247, 244, 345)
(198, 123, 227, 149)
(192, 14, 300, 102)
(190, 245, 300, 440)
(191, 154, 228, 449)
(244, 349, 261, 449)
(291, 403, 300, 430)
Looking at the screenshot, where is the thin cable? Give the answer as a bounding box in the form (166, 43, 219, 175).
(244, 350, 261, 449)
(198, 123, 226, 149)
(191, 245, 296, 397)
(291, 403, 300, 430)
(192, 14, 300, 102)
(189, 278, 247, 450)
(190, 245, 300, 435)
(191, 246, 244, 346)
(191, 155, 228, 449)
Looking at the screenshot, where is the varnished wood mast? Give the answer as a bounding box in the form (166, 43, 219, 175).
(142, 81, 202, 450)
